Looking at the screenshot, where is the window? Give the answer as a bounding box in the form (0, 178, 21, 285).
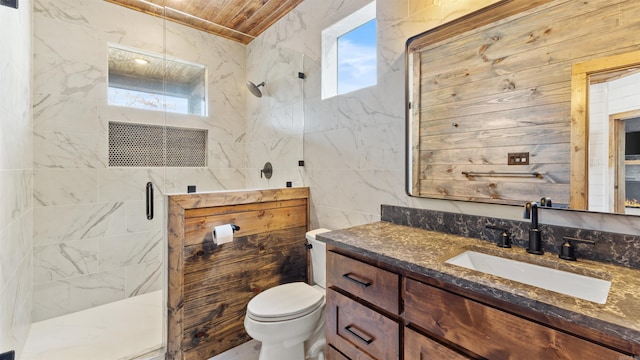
(322, 1, 377, 99)
(108, 45, 207, 116)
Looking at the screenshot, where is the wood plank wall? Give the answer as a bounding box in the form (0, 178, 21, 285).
(167, 188, 310, 360)
(409, 0, 640, 206)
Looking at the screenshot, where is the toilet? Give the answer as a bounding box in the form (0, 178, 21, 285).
(244, 228, 331, 360)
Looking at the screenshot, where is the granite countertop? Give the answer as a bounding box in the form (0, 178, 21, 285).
(319, 221, 640, 346)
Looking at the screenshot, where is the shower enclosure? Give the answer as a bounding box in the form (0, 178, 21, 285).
(24, 0, 304, 358)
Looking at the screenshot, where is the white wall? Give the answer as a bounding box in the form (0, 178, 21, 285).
(0, 0, 34, 356)
(589, 72, 640, 212)
(253, 0, 640, 235)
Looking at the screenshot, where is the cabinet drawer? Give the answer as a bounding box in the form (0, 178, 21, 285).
(327, 345, 351, 360)
(404, 278, 629, 360)
(327, 289, 399, 360)
(405, 327, 470, 360)
(327, 251, 399, 314)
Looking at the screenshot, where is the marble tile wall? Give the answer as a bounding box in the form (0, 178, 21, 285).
(0, 0, 33, 356)
(32, 0, 247, 321)
(253, 0, 640, 238)
(245, 41, 305, 189)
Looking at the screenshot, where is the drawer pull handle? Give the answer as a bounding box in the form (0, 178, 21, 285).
(342, 273, 372, 287)
(344, 325, 373, 345)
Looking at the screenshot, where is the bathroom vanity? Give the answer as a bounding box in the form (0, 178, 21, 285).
(322, 222, 640, 359)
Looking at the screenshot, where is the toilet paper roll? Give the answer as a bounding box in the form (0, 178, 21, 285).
(212, 224, 234, 245)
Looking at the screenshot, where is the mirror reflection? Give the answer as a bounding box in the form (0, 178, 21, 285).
(586, 66, 640, 215)
(405, 0, 640, 215)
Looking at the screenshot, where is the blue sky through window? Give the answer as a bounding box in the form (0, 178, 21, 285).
(337, 19, 377, 95)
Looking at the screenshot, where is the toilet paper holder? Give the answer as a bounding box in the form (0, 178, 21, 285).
(212, 224, 240, 236)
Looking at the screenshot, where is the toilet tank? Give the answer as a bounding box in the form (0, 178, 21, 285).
(306, 228, 331, 289)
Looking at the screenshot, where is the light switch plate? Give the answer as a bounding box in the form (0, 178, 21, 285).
(0, 0, 18, 9)
(508, 152, 530, 165)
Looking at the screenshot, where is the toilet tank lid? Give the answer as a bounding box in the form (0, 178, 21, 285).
(306, 228, 331, 240)
(247, 282, 324, 320)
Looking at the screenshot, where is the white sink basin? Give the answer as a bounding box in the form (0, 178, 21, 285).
(445, 251, 611, 304)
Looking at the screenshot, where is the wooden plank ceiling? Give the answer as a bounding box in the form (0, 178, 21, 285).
(105, 0, 304, 44)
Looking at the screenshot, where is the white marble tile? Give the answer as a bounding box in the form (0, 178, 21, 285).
(303, 123, 404, 171)
(125, 260, 163, 297)
(22, 290, 163, 360)
(33, 11, 100, 67)
(0, 170, 32, 231)
(208, 141, 247, 170)
(165, 168, 247, 193)
(97, 168, 165, 203)
(98, 230, 162, 272)
(97, 105, 166, 136)
(33, 93, 98, 133)
(33, 131, 106, 169)
(310, 205, 379, 232)
(0, 111, 33, 170)
(33, 202, 126, 246)
(34, 0, 93, 27)
(33, 239, 99, 283)
(1, 211, 34, 290)
(304, 168, 408, 215)
(1, 0, 33, 356)
(32, 54, 105, 100)
(33, 168, 98, 206)
(0, 255, 33, 359)
(32, 269, 126, 321)
(126, 199, 164, 234)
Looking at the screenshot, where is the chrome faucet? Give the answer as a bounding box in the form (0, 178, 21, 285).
(524, 201, 543, 255)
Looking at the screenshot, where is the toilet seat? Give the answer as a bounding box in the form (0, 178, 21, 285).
(247, 282, 324, 322)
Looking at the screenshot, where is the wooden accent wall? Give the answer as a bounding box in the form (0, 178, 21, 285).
(167, 188, 310, 360)
(408, 0, 640, 206)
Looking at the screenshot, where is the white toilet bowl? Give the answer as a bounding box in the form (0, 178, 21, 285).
(244, 283, 325, 360)
(244, 229, 331, 360)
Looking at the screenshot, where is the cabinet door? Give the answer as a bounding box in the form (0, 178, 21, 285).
(405, 327, 471, 360)
(327, 251, 399, 314)
(327, 289, 399, 359)
(404, 278, 630, 360)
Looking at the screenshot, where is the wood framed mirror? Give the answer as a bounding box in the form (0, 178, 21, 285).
(406, 0, 640, 214)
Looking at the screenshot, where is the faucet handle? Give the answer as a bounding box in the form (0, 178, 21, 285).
(559, 237, 595, 261)
(486, 225, 512, 248)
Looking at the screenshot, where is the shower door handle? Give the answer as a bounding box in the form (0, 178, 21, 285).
(146, 182, 154, 220)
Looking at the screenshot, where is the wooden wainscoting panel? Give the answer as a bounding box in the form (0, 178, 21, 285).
(171, 187, 309, 210)
(167, 188, 309, 360)
(184, 205, 307, 247)
(167, 197, 186, 360)
(185, 198, 307, 218)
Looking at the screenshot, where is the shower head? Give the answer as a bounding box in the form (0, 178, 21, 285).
(246, 81, 265, 98)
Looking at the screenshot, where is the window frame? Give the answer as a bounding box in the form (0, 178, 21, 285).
(321, 1, 377, 100)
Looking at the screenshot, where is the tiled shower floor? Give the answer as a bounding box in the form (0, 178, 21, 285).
(20, 291, 163, 360)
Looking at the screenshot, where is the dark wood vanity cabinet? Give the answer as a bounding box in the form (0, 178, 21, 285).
(404, 278, 630, 360)
(326, 251, 400, 359)
(325, 247, 636, 360)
